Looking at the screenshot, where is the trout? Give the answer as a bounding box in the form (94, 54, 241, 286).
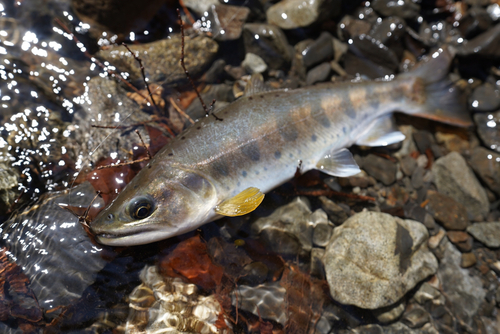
(90, 47, 471, 246)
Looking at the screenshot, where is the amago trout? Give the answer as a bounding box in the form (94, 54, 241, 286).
(90, 47, 471, 246)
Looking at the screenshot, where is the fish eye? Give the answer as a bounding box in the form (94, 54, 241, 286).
(128, 196, 154, 220)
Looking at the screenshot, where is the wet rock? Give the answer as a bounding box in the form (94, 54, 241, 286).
(425, 192, 469, 230)
(302, 32, 334, 68)
(470, 147, 500, 195)
(311, 209, 334, 247)
(344, 35, 399, 79)
(323, 211, 438, 309)
(461, 252, 477, 268)
(413, 130, 435, 154)
(437, 239, 486, 326)
(362, 154, 397, 185)
(232, 282, 287, 325)
(0, 162, 19, 216)
(474, 110, 500, 152)
(401, 304, 431, 328)
(337, 15, 372, 40)
(469, 82, 500, 112)
(242, 52, 267, 74)
(371, 0, 420, 19)
(251, 197, 314, 258)
(239, 262, 268, 285)
(242, 23, 292, 70)
(456, 22, 500, 58)
(306, 62, 331, 85)
(413, 282, 443, 305)
(310, 247, 325, 279)
(432, 152, 490, 219)
(181, 0, 219, 16)
(207, 4, 250, 41)
(372, 299, 406, 324)
(488, 3, 500, 21)
(338, 170, 376, 188)
(0, 182, 107, 314)
(71, 0, 164, 37)
(125, 265, 226, 333)
(411, 166, 425, 189)
(400, 155, 417, 176)
(459, 6, 493, 39)
(446, 231, 472, 252)
(467, 222, 500, 248)
(318, 196, 350, 225)
(97, 34, 218, 84)
(427, 228, 446, 249)
(266, 0, 341, 29)
(369, 16, 406, 57)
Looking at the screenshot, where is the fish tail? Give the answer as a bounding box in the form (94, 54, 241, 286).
(400, 47, 472, 127)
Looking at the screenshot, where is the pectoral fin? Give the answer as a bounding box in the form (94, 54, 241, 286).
(356, 114, 405, 147)
(215, 187, 265, 217)
(316, 148, 361, 177)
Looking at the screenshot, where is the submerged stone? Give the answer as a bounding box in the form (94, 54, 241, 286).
(323, 211, 437, 309)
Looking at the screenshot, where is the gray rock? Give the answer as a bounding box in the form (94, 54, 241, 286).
(362, 154, 397, 185)
(470, 146, 500, 195)
(302, 32, 334, 68)
(242, 52, 267, 74)
(474, 110, 500, 152)
(467, 222, 500, 248)
(456, 22, 500, 58)
(411, 166, 425, 189)
(437, 240, 486, 326)
(323, 211, 438, 309)
(369, 16, 406, 55)
(97, 34, 218, 84)
(372, 0, 420, 18)
(372, 299, 406, 324)
(469, 83, 500, 112)
(401, 304, 431, 328)
(251, 197, 314, 258)
(310, 247, 326, 279)
(207, 4, 250, 41)
(318, 196, 350, 225)
(400, 155, 417, 176)
(432, 152, 490, 219)
(488, 3, 500, 21)
(242, 23, 292, 70)
(266, 0, 341, 29)
(306, 62, 331, 85)
(413, 282, 443, 305)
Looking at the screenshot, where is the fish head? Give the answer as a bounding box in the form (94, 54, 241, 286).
(90, 165, 217, 246)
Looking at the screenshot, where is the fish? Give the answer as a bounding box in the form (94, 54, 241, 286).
(90, 47, 472, 246)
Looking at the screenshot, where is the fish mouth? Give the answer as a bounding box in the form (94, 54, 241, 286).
(95, 230, 162, 246)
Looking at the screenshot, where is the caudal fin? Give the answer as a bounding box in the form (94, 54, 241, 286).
(402, 47, 473, 127)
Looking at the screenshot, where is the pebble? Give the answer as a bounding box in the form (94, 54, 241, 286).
(401, 304, 431, 329)
(459, 6, 492, 39)
(208, 4, 250, 41)
(362, 154, 397, 186)
(242, 52, 267, 74)
(412, 130, 435, 154)
(427, 229, 446, 249)
(399, 155, 417, 176)
(432, 152, 490, 219)
(426, 192, 469, 230)
(323, 211, 437, 309)
(372, 300, 406, 324)
(460, 252, 477, 268)
(318, 196, 350, 225)
(181, 0, 219, 16)
(239, 262, 268, 286)
(436, 239, 486, 326)
(467, 222, 500, 248)
(251, 197, 327, 258)
(338, 170, 376, 188)
(371, 0, 420, 18)
(413, 282, 443, 305)
(306, 61, 331, 85)
(302, 31, 334, 68)
(487, 3, 500, 21)
(242, 23, 292, 70)
(411, 166, 425, 189)
(311, 209, 334, 247)
(456, 22, 500, 58)
(446, 231, 473, 252)
(474, 110, 500, 152)
(337, 15, 372, 40)
(469, 83, 500, 112)
(97, 34, 218, 84)
(434, 132, 470, 155)
(266, 0, 341, 29)
(310, 247, 326, 279)
(470, 146, 500, 195)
